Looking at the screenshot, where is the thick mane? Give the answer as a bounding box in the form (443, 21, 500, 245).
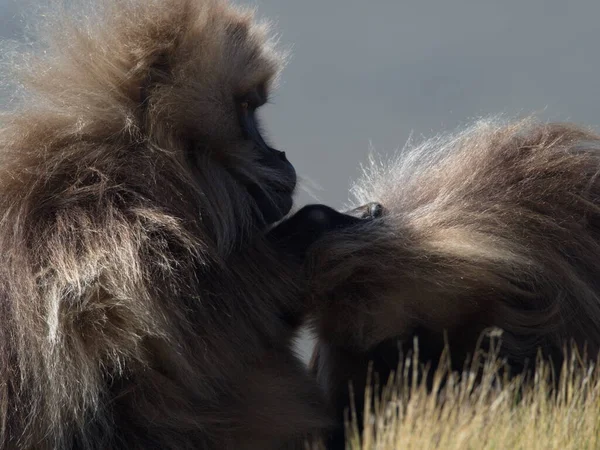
(0, 0, 286, 250)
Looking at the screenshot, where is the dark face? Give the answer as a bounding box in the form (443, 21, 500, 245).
(235, 85, 297, 225)
(268, 202, 384, 260)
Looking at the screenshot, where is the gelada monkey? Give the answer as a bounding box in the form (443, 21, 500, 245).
(307, 119, 600, 447)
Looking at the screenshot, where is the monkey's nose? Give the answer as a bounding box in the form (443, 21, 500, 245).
(271, 148, 287, 162)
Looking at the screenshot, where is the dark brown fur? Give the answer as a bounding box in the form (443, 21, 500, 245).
(0, 0, 335, 448)
(306, 118, 600, 446)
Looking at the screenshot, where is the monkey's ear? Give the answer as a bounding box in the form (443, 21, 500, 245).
(268, 203, 383, 260)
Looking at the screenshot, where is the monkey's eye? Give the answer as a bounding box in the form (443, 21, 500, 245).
(238, 85, 267, 112)
(237, 87, 269, 140)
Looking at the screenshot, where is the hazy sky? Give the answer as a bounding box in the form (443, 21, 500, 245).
(2, 0, 600, 209)
(253, 0, 600, 208)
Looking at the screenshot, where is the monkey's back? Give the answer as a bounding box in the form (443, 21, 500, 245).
(311, 118, 600, 388)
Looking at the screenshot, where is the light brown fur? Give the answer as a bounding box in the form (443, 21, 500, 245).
(307, 118, 600, 446)
(0, 0, 332, 448)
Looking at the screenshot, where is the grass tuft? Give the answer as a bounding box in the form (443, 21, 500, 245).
(312, 336, 600, 450)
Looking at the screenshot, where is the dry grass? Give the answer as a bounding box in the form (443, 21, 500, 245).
(327, 337, 600, 450)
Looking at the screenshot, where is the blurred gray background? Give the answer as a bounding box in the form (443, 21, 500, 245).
(2, 0, 600, 360)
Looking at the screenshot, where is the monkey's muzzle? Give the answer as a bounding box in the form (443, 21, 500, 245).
(267, 202, 384, 260)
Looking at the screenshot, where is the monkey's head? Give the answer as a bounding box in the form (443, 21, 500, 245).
(305, 204, 408, 352)
(135, 0, 296, 229)
(6, 0, 293, 255)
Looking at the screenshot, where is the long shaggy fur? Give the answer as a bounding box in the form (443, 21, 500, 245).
(0, 1, 331, 448)
(307, 118, 600, 444)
